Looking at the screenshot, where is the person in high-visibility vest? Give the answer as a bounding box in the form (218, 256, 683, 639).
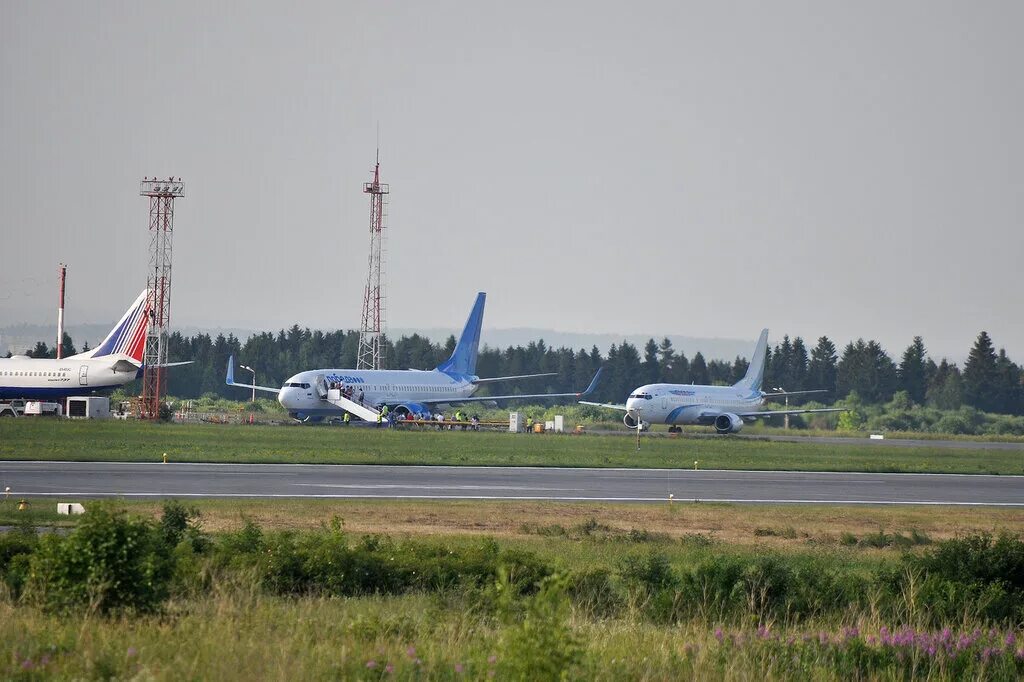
(380, 404, 389, 427)
(376, 412, 383, 428)
(343, 412, 350, 426)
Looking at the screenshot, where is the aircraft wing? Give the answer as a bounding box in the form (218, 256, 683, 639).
(225, 355, 281, 395)
(579, 401, 628, 411)
(739, 407, 847, 418)
(436, 368, 603, 405)
(762, 389, 828, 398)
(154, 360, 193, 369)
(472, 372, 557, 385)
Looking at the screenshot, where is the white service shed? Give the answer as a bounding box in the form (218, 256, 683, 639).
(66, 396, 110, 419)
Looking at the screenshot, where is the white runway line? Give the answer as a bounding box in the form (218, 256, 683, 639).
(10, 491, 1024, 506)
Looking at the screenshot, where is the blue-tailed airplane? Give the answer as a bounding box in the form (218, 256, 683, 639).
(226, 292, 602, 422)
(582, 329, 841, 434)
(0, 290, 187, 401)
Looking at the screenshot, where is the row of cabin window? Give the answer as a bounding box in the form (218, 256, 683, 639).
(329, 385, 459, 393)
(1, 371, 69, 378)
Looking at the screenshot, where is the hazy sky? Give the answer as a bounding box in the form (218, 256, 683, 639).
(2, 1, 1022, 361)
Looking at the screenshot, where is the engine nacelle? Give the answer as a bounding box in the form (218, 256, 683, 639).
(623, 414, 650, 431)
(714, 413, 744, 434)
(391, 402, 432, 420)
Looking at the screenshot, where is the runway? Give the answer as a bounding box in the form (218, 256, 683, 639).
(2, 461, 1023, 506)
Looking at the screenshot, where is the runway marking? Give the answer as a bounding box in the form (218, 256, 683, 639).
(292, 484, 587, 491)
(9, 491, 1024, 506)
(2, 461, 1022, 479)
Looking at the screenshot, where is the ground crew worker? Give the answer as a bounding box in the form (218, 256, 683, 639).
(380, 404, 389, 427)
(526, 416, 534, 432)
(376, 411, 383, 428)
(343, 412, 350, 426)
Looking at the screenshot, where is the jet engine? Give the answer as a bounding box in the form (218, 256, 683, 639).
(714, 413, 744, 434)
(392, 402, 432, 420)
(624, 413, 650, 431)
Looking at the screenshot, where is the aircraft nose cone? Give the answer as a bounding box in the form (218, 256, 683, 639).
(278, 387, 292, 408)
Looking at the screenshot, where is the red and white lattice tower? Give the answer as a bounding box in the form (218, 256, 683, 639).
(139, 176, 184, 419)
(357, 152, 389, 370)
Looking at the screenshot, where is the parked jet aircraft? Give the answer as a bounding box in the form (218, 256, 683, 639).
(226, 292, 602, 422)
(0, 290, 185, 401)
(582, 329, 842, 433)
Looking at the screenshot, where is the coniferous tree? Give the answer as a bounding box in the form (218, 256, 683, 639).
(963, 331, 1000, 413)
(897, 336, 928, 404)
(926, 359, 963, 410)
(657, 337, 674, 382)
(689, 352, 709, 385)
(807, 336, 838, 401)
(642, 339, 660, 385)
(994, 348, 1023, 415)
(731, 356, 749, 383)
(790, 337, 809, 396)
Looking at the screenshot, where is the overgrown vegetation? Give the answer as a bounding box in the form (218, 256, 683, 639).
(2, 502, 1023, 679)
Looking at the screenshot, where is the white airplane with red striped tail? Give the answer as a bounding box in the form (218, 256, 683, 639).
(0, 290, 187, 401)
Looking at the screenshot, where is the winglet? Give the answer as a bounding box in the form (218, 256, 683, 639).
(577, 367, 603, 397)
(226, 355, 235, 386)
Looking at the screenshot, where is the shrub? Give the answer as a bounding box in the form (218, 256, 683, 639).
(566, 567, 622, 618)
(25, 504, 173, 613)
(497, 572, 582, 681)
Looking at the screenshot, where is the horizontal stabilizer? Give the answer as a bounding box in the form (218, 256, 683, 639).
(110, 359, 141, 374)
(579, 400, 628, 411)
(225, 355, 281, 395)
(739, 407, 847, 418)
(762, 389, 828, 398)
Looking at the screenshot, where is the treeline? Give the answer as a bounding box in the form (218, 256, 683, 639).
(12, 327, 1024, 415)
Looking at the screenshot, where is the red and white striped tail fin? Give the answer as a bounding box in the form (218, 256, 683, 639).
(74, 290, 150, 361)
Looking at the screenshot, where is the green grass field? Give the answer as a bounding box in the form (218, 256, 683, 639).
(2, 419, 1023, 474)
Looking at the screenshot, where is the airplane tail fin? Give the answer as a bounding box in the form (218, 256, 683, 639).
(436, 292, 485, 377)
(74, 290, 150, 362)
(734, 328, 769, 393)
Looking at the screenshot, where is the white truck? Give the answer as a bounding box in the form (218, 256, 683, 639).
(0, 399, 64, 418)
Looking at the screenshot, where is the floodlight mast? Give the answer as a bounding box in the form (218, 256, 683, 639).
(356, 151, 389, 370)
(138, 177, 184, 419)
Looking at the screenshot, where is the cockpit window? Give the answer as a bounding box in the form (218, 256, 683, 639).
(629, 393, 653, 400)
(285, 382, 311, 389)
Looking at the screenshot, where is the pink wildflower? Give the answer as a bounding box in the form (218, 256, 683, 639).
(366, 660, 377, 669)
(455, 663, 464, 674)
(488, 655, 497, 664)
(385, 663, 394, 674)
(714, 627, 724, 642)
(406, 646, 416, 658)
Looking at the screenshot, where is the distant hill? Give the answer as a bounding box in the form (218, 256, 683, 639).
(2, 322, 755, 362)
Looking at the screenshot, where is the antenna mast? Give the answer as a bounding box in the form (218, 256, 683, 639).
(139, 176, 184, 419)
(56, 263, 67, 359)
(357, 150, 389, 369)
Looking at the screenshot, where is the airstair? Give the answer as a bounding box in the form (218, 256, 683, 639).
(315, 375, 388, 423)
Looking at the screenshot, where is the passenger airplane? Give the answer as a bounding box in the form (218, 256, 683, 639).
(582, 329, 842, 434)
(0, 290, 155, 400)
(226, 292, 602, 422)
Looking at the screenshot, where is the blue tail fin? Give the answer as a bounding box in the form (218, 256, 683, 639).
(734, 329, 769, 393)
(436, 292, 485, 376)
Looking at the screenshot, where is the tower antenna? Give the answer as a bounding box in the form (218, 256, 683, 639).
(357, 151, 389, 369)
(138, 176, 184, 418)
